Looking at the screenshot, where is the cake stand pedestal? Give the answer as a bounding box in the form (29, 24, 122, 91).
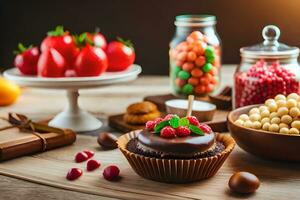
(4, 64, 142, 132)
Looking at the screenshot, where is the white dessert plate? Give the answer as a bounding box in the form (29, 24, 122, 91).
(3, 64, 142, 89)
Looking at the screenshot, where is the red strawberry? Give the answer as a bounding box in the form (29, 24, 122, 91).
(83, 150, 95, 159)
(66, 168, 83, 181)
(75, 152, 89, 163)
(186, 116, 200, 126)
(164, 114, 174, 121)
(13, 43, 39, 75)
(145, 120, 156, 131)
(41, 26, 78, 69)
(106, 38, 135, 72)
(86, 159, 101, 171)
(176, 126, 191, 137)
(198, 123, 212, 133)
(86, 31, 107, 50)
(154, 118, 163, 124)
(103, 165, 120, 181)
(37, 48, 66, 77)
(160, 126, 176, 138)
(74, 44, 108, 77)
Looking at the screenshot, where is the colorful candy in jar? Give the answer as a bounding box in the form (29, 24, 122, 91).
(235, 60, 299, 107)
(170, 31, 220, 96)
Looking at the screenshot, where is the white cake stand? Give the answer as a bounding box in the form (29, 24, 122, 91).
(4, 64, 142, 132)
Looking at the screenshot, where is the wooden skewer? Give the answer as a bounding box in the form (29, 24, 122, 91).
(186, 95, 194, 116)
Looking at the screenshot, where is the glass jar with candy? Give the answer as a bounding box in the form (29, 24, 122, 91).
(169, 15, 221, 97)
(234, 25, 300, 108)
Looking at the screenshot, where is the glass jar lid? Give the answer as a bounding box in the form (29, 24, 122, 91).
(240, 25, 299, 59)
(174, 15, 216, 27)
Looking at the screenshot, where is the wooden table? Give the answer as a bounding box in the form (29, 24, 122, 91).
(0, 65, 276, 200)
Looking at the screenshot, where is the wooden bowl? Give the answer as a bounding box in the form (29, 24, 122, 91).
(165, 99, 216, 121)
(228, 104, 300, 161)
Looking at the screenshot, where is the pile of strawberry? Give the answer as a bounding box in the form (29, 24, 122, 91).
(146, 114, 212, 138)
(13, 26, 135, 77)
(66, 149, 120, 181)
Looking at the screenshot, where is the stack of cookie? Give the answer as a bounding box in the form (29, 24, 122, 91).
(124, 101, 161, 125)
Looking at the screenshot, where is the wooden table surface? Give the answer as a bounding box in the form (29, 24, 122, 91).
(0, 66, 237, 200)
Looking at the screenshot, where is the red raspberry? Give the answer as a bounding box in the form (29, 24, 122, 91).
(145, 120, 156, 131)
(154, 118, 163, 124)
(103, 165, 120, 181)
(160, 126, 176, 138)
(176, 126, 191, 137)
(186, 116, 200, 126)
(164, 114, 174, 121)
(198, 123, 212, 133)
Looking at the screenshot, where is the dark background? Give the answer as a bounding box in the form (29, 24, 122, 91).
(1, 0, 300, 75)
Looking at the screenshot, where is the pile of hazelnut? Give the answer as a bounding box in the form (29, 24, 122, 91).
(235, 93, 300, 135)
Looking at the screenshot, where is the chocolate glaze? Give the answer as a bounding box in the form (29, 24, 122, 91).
(137, 130, 215, 154)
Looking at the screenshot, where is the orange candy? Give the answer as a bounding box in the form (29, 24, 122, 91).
(175, 60, 183, 67)
(209, 67, 218, 75)
(195, 85, 206, 94)
(176, 52, 187, 61)
(175, 78, 186, 87)
(206, 84, 215, 93)
(187, 51, 197, 62)
(210, 76, 218, 84)
(188, 77, 199, 86)
(193, 45, 205, 56)
(182, 62, 194, 72)
(189, 31, 204, 41)
(195, 56, 206, 67)
(191, 68, 203, 77)
(176, 42, 188, 51)
(200, 77, 210, 85)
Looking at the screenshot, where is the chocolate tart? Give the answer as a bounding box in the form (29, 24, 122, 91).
(118, 130, 235, 183)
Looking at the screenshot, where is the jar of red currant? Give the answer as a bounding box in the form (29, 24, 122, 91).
(169, 15, 221, 97)
(234, 25, 300, 108)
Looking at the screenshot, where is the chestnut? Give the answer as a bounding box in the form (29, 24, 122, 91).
(97, 132, 118, 149)
(228, 171, 260, 194)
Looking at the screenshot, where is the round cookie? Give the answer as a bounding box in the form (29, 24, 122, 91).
(127, 101, 158, 115)
(124, 111, 161, 125)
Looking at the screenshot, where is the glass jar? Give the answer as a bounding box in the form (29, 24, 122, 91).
(169, 15, 222, 97)
(234, 25, 300, 108)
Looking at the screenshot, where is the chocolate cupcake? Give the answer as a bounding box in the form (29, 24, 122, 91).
(118, 114, 235, 183)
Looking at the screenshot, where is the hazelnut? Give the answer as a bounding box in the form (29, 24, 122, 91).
(97, 132, 118, 149)
(228, 172, 260, 194)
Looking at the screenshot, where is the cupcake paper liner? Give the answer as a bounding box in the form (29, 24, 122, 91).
(118, 130, 235, 183)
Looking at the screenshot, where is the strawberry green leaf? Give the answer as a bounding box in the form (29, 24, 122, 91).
(13, 43, 33, 55)
(189, 125, 204, 136)
(47, 25, 65, 36)
(170, 116, 180, 128)
(179, 117, 190, 126)
(117, 37, 134, 49)
(154, 120, 170, 133)
(74, 32, 94, 47)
